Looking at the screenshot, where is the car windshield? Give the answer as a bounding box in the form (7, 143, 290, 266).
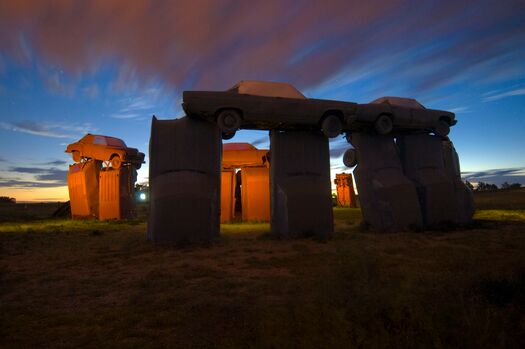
(227, 81, 306, 99)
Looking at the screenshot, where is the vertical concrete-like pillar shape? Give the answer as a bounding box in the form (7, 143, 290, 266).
(398, 134, 473, 225)
(68, 159, 101, 219)
(270, 130, 333, 237)
(442, 140, 475, 224)
(350, 133, 423, 231)
(148, 116, 221, 244)
(99, 166, 136, 221)
(221, 170, 235, 223)
(334, 173, 356, 207)
(241, 166, 270, 221)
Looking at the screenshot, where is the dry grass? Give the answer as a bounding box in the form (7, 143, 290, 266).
(0, 202, 63, 222)
(1, 195, 525, 348)
(474, 187, 525, 210)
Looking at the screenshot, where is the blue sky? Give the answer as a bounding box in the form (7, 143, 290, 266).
(0, 0, 524, 201)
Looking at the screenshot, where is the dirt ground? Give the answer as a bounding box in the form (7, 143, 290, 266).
(1, 190, 524, 348)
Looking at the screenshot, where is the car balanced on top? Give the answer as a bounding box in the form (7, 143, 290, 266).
(182, 80, 456, 140)
(65, 134, 145, 169)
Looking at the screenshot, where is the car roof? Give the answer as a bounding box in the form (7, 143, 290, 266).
(371, 96, 425, 109)
(227, 80, 306, 99)
(223, 142, 258, 151)
(81, 134, 127, 147)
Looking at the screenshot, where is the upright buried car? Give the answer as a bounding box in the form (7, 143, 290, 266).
(183, 80, 356, 139)
(65, 134, 145, 169)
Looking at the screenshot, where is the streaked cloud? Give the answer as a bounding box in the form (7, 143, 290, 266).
(448, 106, 470, 114)
(10, 166, 49, 174)
(251, 136, 269, 148)
(40, 160, 67, 166)
(0, 120, 96, 138)
(462, 167, 525, 179)
(35, 169, 68, 182)
(110, 87, 167, 120)
(40, 69, 75, 97)
(1, 1, 523, 95)
(0, 121, 70, 138)
(82, 84, 99, 99)
(0, 179, 66, 188)
(6, 166, 68, 187)
(462, 167, 525, 185)
(483, 87, 525, 102)
(110, 113, 142, 120)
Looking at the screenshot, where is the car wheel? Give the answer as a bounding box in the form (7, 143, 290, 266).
(222, 132, 235, 140)
(434, 120, 450, 137)
(111, 155, 122, 169)
(135, 163, 142, 170)
(72, 151, 81, 163)
(374, 114, 393, 135)
(343, 148, 358, 167)
(217, 109, 242, 134)
(321, 115, 342, 138)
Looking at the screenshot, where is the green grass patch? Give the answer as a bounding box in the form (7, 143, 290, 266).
(474, 209, 525, 221)
(220, 222, 270, 236)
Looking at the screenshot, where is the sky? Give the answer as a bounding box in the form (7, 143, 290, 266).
(0, 0, 524, 202)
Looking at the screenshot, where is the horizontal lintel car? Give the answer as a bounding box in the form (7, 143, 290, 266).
(351, 96, 456, 137)
(183, 80, 356, 139)
(183, 81, 456, 139)
(65, 134, 145, 169)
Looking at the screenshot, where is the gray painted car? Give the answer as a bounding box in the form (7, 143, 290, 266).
(183, 81, 356, 139)
(183, 81, 456, 139)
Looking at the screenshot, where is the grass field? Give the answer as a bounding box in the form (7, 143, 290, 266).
(1, 190, 525, 348)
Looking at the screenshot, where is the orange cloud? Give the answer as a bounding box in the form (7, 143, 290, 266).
(0, 1, 523, 94)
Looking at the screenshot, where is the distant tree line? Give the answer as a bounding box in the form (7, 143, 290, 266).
(465, 181, 522, 191)
(0, 196, 16, 204)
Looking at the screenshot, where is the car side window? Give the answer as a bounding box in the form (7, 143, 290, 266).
(93, 136, 107, 145)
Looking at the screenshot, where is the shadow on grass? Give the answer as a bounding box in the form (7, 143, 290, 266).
(472, 271, 525, 309)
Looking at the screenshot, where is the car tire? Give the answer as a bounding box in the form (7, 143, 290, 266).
(374, 114, 393, 135)
(222, 132, 235, 140)
(343, 148, 358, 167)
(217, 109, 242, 134)
(72, 151, 81, 163)
(321, 115, 342, 138)
(111, 155, 122, 169)
(434, 120, 450, 137)
(135, 163, 142, 170)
